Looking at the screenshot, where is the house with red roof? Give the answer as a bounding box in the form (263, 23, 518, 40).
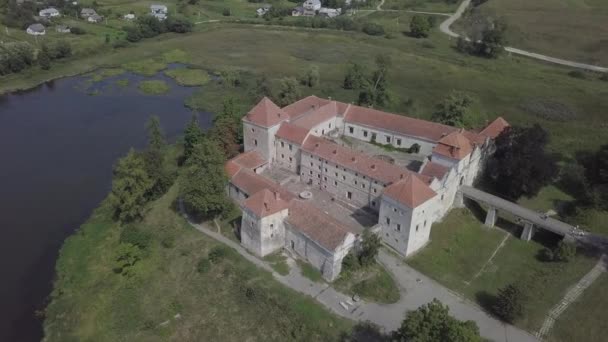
(229, 95, 508, 275)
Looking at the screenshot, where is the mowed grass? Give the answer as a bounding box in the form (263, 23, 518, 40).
(334, 262, 400, 304)
(1, 25, 607, 156)
(43, 185, 352, 341)
(296, 259, 324, 283)
(164, 68, 211, 86)
(409, 208, 599, 333)
(549, 272, 608, 342)
(383, 0, 459, 12)
(460, 0, 608, 65)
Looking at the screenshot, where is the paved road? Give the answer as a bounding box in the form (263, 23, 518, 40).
(438, 0, 608, 72)
(184, 211, 537, 341)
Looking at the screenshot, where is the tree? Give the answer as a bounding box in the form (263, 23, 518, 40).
(108, 150, 153, 222)
(578, 144, 608, 209)
(180, 138, 232, 220)
(301, 65, 320, 87)
(358, 229, 381, 266)
(256, 74, 274, 99)
(343, 62, 366, 90)
(38, 48, 51, 70)
(144, 116, 173, 199)
(183, 114, 204, 162)
(276, 77, 301, 106)
(395, 299, 481, 342)
(431, 91, 474, 127)
(553, 240, 577, 262)
(113, 243, 144, 276)
(146, 115, 166, 151)
(484, 124, 558, 200)
(166, 15, 193, 33)
(493, 283, 525, 323)
(410, 15, 431, 38)
(211, 98, 241, 159)
(477, 20, 507, 58)
(358, 55, 392, 107)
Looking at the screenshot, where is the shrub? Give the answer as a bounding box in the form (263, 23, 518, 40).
(70, 26, 86, 35)
(119, 225, 152, 250)
(409, 143, 421, 154)
(362, 23, 385, 36)
(553, 240, 577, 262)
(113, 243, 144, 276)
(493, 283, 525, 323)
(161, 234, 175, 248)
(341, 252, 360, 274)
(600, 73, 608, 81)
(113, 40, 129, 49)
(222, 8, 231, 16)
(568, 70, 586, 79)
(208, 245, 231, 263)
(196, 258, 211, 273)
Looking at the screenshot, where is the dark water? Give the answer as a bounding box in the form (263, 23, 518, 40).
(0, 67, 213, 341)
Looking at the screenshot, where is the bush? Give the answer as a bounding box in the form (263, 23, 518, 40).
(341, 252, 360, 274)
(113, 40, 129, 49)
(0, 41, 35, 76)
(493, 283, 525, 323)
(222, 8, 231, 16)
(362, 22, 385, 36)
(568, 70, 586, 79)
(161, 234, 175, 248)
(166, 15, 193, 33)
(119, 225, 152, 250)
(208, 245, 232, 263)
(70, 26, 86, 35)
(196, 258, 211, 273)
(409, 143, 421, 154)
(600, 73, 608, 82)
(553, 240, 577, 262)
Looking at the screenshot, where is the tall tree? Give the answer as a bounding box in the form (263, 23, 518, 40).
(276, 77, 301, 106)
(211, 98, 241, 159)
(477, 20, 507, 58)
(183, 114, 204, 162)
(431, 91, 473, 127)
(493, 283, 525, 323)
(144, 116, 173, 199)
(343, 62, 366, 90)
(146, 115, 165, 151)
(358, 229, 381, 266)
(395, 299, 481, 342)
(108, 149, 153, 222)
(578, 144, 608, 209)
(179, 137, 231, 220)
(484, 124, 558, 200)
(410, 15, 431, 38)
(301, 65, 320, 87)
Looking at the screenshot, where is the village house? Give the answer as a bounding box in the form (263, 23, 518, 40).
(124, 13, 136, 20)
(150, 4, 168, 20)
(26, 23, 45, 35)
(55, 25, 71, 33)
(256, 4, 272, 17)
(225, 95, 508, 281)
(80, 8, 97, 18)
(302, 0, 321, 15)
(39, 8, 60, 18)
(87, 14, 103, 23)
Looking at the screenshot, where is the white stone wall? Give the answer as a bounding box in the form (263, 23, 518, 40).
(299, 151, 385, 211)
(227, 183, 249, 202)
(241, 208, 288, 257)
(342, 123, 436, 155)
(308, 117, 338, 137)
(243, 121, 281, 161)
(274, 138, 301, 173)
(285, 224, 355, 281)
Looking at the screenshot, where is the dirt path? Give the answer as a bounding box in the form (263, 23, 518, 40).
(438, 0, 607, 72)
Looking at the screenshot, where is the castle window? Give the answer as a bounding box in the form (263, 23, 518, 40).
(416, 224, 419, 232)
(270, 224, 274, 228)
(309, 170, 313, 175)
(349, 126, 354, 134)
(289, 157, 293, 162)
(424, 220, 427, 227)
(342, 175, 346, 180)
(325, 168, 328, 172)
(317, 174, 320, 178)
(318, 165, 321, 170)
(335, 172, 338, 177)
(289, 144, 292, 151)
(347, 191, 352, 199)
(393, 208, 397, 213)
(397, 224, 401, 231)
(373, 188, 377, 194)
(363, 130, 368, 137)
(354, 180, 358, 185)
(386, 136, 391, 143)
(281, 154, 285, 159)
(396, 138, 402, 146)
(362, 184, 365, 189)
(441, 194, 445, 200)
(251, 128, 255, 132)
(254, 139, 258, 146)
(386, 217, 391, 225)
(372, 201, 376, 206)
(310, 162, 313, 167)
(324, 176, 327, 181)
(334, 181, 338, 186)
(281, 141, 284, 148)
(329, 123, 332, 128)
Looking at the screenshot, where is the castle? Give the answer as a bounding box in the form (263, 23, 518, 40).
(225, 95, 509, 281)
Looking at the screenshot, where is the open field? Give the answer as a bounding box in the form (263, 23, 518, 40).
(409, 208, 599, 333)
(2, 25, 606, 157)
(43, 184, 352, 341)
(549, 272, 608, 342)
(456, 0, 608, 65)
(383, 0, 459, 12)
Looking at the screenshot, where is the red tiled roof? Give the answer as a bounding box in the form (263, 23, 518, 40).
(225, 160, 242, 178)
(291, 101, 337, 130)
(383, 174, 437, 208)
(301, 135, 413, 184)
(230, 168, 295, 201)
(343, 105, 459, 142)
(275, 122, 310, 145)
(286, 199, 353, 251)
(432, 131, 473, 160)
(242, 189, 289, 218)
(229, 150, 267, 169)
(480, 117, 510, 139)
(281, 95, 331, 119)
(420, 161, 450, 180)
(243, 97, 288, 127)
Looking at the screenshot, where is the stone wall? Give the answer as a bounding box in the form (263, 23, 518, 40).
(342, 122, 437, 155)
(274, 138, 301, 173)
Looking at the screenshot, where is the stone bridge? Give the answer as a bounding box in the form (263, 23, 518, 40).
(456, 186, 577, 242)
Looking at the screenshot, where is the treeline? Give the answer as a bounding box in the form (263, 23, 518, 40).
(0, 40, 71, 75)
(239, 15, 388, 37)
(124, 15, 193, 42)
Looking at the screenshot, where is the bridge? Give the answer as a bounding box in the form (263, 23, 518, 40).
(457, 186, 578, 242)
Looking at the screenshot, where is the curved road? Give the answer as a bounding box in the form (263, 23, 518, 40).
(184, 213, 538, 342)
(439, 0, 608, 72)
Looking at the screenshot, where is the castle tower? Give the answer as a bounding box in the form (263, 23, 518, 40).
(240, 189, 289, 257)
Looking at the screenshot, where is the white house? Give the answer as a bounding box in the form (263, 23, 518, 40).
(26, 23, 45, 35)
(256, 5, 272, 17)
(56, 25, 71, 33)
(150, 4, 168, 20)
(87, 14, 103, 23)
(302, 0, 321, 15)
(39, 8, 60, 18)
(80, 8, 97, 18)
(124, 13, 135, 20)
(318, 7, 341, 18)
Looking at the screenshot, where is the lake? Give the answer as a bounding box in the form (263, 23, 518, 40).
(0, 67, 213, 341)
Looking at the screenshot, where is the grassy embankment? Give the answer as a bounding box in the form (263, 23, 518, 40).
(455, 0, 608, 65)
(409, 208, 600, 333)
(44, 181, 352, 341)
(334, 263, 400, 304)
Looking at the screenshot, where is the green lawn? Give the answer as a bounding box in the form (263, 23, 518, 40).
(164, 67, 211, 86)
(296, 259, 324, 283)
(334, 262, 400, 304)
(138, 80, 170, 94)
(549, 273, 608, 342)
(383, 0, 459, 12)
(409, 208, 599, 333)
(44, 185, 352, 341)
(264, 252, 291, 276)
(456, 0, 608, 65)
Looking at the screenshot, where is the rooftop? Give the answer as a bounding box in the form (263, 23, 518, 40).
(480, 117, 510, 139)
(275, 122, 310, 145)
(383, 174, 437, 208)
(432, 131, 474, 160)
(242, 189, 289, 218)
(230, 168, 296, 201)
(244, 97, 288, 128)
(419, 161, 450, 180)
(229, 150, 267, 170)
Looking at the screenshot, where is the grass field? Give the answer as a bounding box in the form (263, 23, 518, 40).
(164, 67, 211, 86)
(334, 262, 400, 304)
(383, 0, 459, 12)
(43, 184, 352, 341)
(409, 208, 599, 333)
(138, 80, 170, 94)
(549, 272, 608, 342)
(457, 0, 608, 65)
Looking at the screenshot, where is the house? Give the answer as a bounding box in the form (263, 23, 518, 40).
(291, 6, 304, 16)
(226, 95, 509, 281)
(124, 13, 136, 20)
(87, 14, 103, 23)
(55, 25, 71, 33)
(256, 5, 272, 17)
(39, 8, 60, 18)
(150, 4, 168, 20)
(302, 0, 321, 15)
(26, 23, 45, 35)
(80, 8, 97, 18)
(318, 7, 341, 18)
